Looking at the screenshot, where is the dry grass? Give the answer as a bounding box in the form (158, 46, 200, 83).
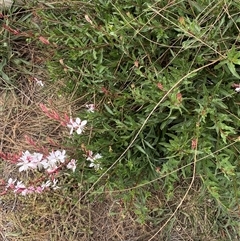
(1, 176, 233, 241)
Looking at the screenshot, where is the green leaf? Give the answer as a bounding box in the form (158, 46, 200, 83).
(143, 140, 155, 150)
(135, 144, 148, 155)
(217, 156, 236, 178)
(226, 61, 240, 79)
(214, 60, 228, 70)
(104, 104, 114, 115)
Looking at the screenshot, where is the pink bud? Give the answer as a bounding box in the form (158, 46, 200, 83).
(39, 36, 50, 45)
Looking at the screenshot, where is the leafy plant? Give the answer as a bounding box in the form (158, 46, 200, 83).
(1, 0, 240, 239)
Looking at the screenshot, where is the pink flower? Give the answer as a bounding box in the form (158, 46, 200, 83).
(20, 189, 29, 196)
(67, 159, 76, 172)
(14, 181, 26, 194)
(46, 166, 59, 174)
(5, 148, 76, 195)
(18, 186, 36, 196)
(26, 186, 35, 194)
(35, 186, 44, 194)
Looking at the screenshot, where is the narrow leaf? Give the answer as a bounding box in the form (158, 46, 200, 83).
(227, 61, 240, 79)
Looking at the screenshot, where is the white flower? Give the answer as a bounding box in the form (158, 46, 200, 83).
(235, 87, 240, 92)
(86, 151, 102, 162)
(15, 181, 26, 189)
(45, 150, 66, 168)
(86, 104, 95, 113)
(67, 159, 76, 172)
(87, 151, 102, 170)
(43, 157, 57, 170)
(40, 158, 51, 169)
(67, 117, 87, 135)
(93, 153, 102, 160)
(41, 180, 51, 189)
(17, 160, 32, 172)
(52, 179, 60, 190)
(17, 151, 37, 172)
(41, 179, 60, 190)
(67, 118, 77, 135)
(6, 178, 17, 189)
(34, 77, 44, 87)
(30, 152, 44, 169)
(54, 150, 66, 163)
(89, 161, 101, 170)
(75, 118, 87, 134)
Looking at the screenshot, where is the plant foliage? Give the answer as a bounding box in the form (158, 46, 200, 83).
(34, 0, 240, 235)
